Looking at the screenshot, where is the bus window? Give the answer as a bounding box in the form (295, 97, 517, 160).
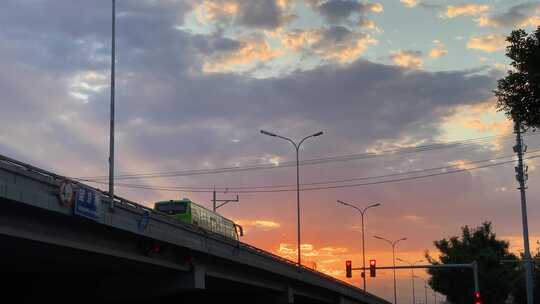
(155, 202, 187, 215)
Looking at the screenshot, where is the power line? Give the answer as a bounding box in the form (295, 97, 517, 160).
(78, 148, 540, 191)
(80, 154, 540, 194)
(76, 133, 525, 181)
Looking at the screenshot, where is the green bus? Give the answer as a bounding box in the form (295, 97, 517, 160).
(154, 198, 242, 240)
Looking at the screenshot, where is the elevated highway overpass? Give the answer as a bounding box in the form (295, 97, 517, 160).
(0, 154, 390, 304)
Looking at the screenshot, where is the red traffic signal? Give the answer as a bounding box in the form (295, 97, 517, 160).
(369, 259, 376, 277)
(346, 260, 352, 278)
(474, 291, 482, 304)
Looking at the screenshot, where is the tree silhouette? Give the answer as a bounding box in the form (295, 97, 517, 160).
(425, 222, 519, 304)
(495, 27, 540, 131)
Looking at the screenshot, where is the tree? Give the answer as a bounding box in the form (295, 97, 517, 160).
(494, 27, 540, 131)
(425, 222, 519, 304)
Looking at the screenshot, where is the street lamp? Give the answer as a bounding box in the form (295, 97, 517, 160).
(397, 258, 423, 304)
(108, 0, 117, 209)
(413, 275, 429, 304)
(260, 129, 323, 267)
(374, 235, 407, 304)
(336, 200, 381, 291)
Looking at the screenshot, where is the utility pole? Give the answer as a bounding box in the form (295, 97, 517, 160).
(108, 0, 116, 210)
(212, 188, 239, 212)
(514, 121, 534, 304)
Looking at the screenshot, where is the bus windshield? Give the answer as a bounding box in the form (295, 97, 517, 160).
(155, 202, 187, 215)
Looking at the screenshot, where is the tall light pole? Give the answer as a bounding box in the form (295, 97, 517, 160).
(108, 0, 116, 209)
(397, 258, 423, 304)
(260, 130, 323, 267)
(374, 235, 407, 304)
(336, 200, 381, 291)
(414, 275, 429, 304)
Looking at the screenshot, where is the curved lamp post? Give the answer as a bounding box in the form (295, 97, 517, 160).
(397, 258, 423, 304)
(260, 130, 323, 267)
(413, 275, 429, 304)
(374, 235, 407, 304)
(336, 200, 380, 291)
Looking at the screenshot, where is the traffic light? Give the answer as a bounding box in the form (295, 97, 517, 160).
(473, 291, 482, 304)
(369, 259, 376, 277)
(346, 260, 352, 278)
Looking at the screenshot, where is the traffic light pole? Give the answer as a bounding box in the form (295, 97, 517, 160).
(353, 262, 480, 297)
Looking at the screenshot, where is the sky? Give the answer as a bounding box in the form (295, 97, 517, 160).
(1, 0, 540, 303)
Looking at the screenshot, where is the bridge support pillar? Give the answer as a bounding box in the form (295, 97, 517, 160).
(271, 286, 294, 304)
(178, 264, 206, 289)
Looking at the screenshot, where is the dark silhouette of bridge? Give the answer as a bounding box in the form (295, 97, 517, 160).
(0, 154, 390, 304)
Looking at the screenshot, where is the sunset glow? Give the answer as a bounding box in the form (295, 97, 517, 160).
(2, 1, 540, 303)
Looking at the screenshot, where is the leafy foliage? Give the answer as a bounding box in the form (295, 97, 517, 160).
(425, 222, 519, 304)
(495, 28, 540, 131)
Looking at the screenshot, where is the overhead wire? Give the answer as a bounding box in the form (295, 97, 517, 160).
(77, 148, 540, 190)
(79, 152, 540, 194)
(75, 133, 532, 181)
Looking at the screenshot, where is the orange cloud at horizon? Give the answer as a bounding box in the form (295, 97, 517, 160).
(235, 219, 282, 233)
(273, 242, 431, 282)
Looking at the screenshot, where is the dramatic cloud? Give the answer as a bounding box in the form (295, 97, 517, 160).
(279, 28, 323, 51)
(311, 26, 377, 62)
(443, 4, 489, 18)
(309, 0, 383, 24)
(279, 26, 377, 63)
(202, 36, 283, 73)
(467, 34, 507, 52)
(390, 42, 447, 69)
(4, 3, 540, 302)
(390, 50, 423, 69)
(193, 0, 295, 29)
(476, 2, 540, 28)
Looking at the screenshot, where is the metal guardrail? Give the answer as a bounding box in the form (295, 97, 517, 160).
(0, 153, 383, 301)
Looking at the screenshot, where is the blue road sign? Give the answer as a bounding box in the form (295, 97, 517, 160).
(74, 187, 101, 221)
